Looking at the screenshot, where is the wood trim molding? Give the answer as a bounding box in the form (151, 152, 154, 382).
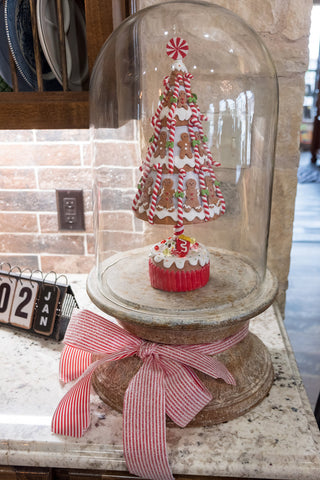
(0, 92, 89, 129)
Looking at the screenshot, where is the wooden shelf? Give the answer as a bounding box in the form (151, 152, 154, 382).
(0, 91, 89, 129)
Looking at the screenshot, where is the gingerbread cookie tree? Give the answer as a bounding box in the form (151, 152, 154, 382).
(132, 37, 226, 291)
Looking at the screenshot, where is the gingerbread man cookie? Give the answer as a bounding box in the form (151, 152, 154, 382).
(163, 90, 172, 108)
(184, 178, 201, 212)
(177, 133, 193, 159)
(154, 131, 167, 159)
(169, 69, 183, 87)
(195, 131, 205, 157)
(156, 178, 175, 211)
(139, 177, 153, 208)
(204, 176, 219, 207)
(177, 91, 188, 109)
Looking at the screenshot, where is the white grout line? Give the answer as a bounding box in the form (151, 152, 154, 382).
(36, 213, 41, 234)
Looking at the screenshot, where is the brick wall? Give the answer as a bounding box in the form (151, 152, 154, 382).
(0, 129, 94, 274)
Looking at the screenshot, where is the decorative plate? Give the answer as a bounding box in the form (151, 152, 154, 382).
(5, 0, 61, 90)
(0, 0, 32, 90)
(37, 0, 89, 91)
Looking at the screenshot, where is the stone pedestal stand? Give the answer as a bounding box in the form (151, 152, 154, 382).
(87, 247, 278, 426)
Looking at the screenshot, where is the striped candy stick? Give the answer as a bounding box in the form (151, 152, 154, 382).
(198, 168, 210, 221)
(167, 118, 176, 174)
(183, 74, 200, 122)
(202, 166, 226, 214)
(143, 119, 162, 170)
(183, 77, 220, 169)
(132, 166, 151, 211)
(188, 123, 200, 174)
(132, 120, 162, 210)
(148, 164, 163, 224)
(174, 224, 184, 236)
(191, 117, 218, 166)
(189, 116, 203, 171)
(195, 114, 221, 167)
(167, 73, 182, 125)
(163, 75, 170, 88)
(183, 74, 200, 124)
(151, 81, 170, 128)
(176, 168, 186, 229)
(165, 74, 182, 174)
(183, 73, 193, 98)
(187, 123, 201, 174)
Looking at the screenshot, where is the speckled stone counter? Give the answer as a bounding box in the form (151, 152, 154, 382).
(0, 275, 320, 479)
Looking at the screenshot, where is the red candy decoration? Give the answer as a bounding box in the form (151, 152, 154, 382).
(166, 37, 189, 60)
(175, 237, 191, 257)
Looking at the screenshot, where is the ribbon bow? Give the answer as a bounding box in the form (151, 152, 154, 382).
(188, 94, 198, 104)
(52, 309, 249, 480)
(174, 191, 185, 198)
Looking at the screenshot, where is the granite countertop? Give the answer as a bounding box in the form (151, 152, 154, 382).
(0, 274, 320, 479)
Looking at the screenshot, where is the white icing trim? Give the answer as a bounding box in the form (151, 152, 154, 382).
(150, 154, 205, 169)
(150, 239, 210, 269)
(151, 204, 223, 222)
(172, 60, 187, 73)
(175, 106, 192, 121)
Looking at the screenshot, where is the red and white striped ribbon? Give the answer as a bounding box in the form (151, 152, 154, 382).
(52, 309, 249, 480)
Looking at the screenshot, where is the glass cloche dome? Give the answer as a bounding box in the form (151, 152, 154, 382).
(87, 0, 279, 343)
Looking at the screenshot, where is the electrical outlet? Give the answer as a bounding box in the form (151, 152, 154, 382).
(56, 190, 85, 231)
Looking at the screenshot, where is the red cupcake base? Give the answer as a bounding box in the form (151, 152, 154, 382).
(149, 259, 210, 292)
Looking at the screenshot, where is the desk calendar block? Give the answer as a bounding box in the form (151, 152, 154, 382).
(0, 277, 17, 324)
(0, 267, 78, 340)
(10, 279, 39, 329)
(33, 284, 60, 336)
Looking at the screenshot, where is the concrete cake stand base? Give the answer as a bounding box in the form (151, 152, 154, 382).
(87, 247, 278, 425)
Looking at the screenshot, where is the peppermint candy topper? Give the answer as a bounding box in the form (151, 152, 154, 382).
(166, 37, 188, 60)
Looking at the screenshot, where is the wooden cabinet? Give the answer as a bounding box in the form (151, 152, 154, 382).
(0, 1, 120, 130)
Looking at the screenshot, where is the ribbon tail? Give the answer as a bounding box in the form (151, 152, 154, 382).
(162, 346, 236, 386)
(52, 366, 95, 437)
(123, 356, 174, 480)
(161, 359, 212, 427)
(59, 344, 92, 383)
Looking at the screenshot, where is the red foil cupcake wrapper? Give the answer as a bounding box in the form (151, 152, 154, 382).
(149, 259, 210, 292)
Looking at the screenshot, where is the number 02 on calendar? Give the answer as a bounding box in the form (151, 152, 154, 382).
(0, 277, 39, 329)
